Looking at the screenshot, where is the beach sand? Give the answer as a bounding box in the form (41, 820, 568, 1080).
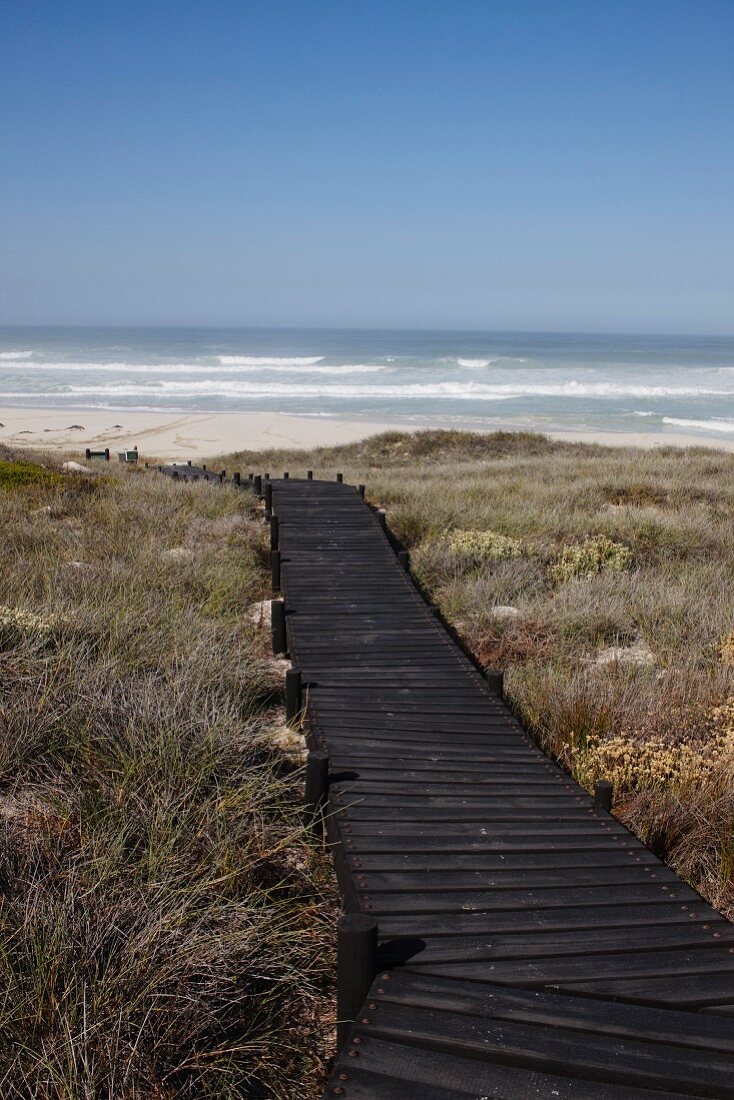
(1, 406, 734, 460)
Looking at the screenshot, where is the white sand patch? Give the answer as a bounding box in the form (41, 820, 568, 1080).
(491, 605, 521, 621)
(249, 599, 272, 626)
(587, 643, 656, 669)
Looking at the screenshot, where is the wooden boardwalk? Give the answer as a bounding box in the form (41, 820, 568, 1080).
(268, 476, 734, 1099)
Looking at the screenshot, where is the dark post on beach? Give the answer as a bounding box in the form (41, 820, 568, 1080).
(285, 668, 302, 723)
(484, 669, 504, 696)
(595, 779, 613, 813)
(271, 549, 281, 595)
(271, 599, 287, 655)
(336, 915, 378, 1051)
(304, 749, 329, 825)
(270, 514, 279, 551)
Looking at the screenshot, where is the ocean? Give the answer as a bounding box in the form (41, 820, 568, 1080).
(0, 326, 733, 439)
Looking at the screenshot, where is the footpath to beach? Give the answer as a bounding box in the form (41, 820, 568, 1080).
(259, 474, 734, 1100)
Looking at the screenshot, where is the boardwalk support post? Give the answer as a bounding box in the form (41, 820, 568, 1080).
(484, 669, 504, 696)
(398, 550, 410, 570)
(304, 749, 329, 826)
(337, 914, 378, 1051)
(377, 509, 387, 530)
(253, 474, 262, 497)
(264, 482, 273, 518)
(271, 549, 281, 595)
(285, 668, 302, 723)
(284, 471, 289, 479)
(271, 599, 287, 655)
(595, 779, 613, 813)
(270, 515, 279, 551)
(307, 470, 313, 480)
(336, 472, 343, 483)
(233, 471, 241, 486)
(358, 484, 365, 498)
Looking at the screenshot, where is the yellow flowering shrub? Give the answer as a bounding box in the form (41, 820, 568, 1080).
(552, 535, 632, 583)
(720, 632, 734, 666)
(0, 604, 67, 639)
(447, 528, 522, 563)
(560, 698, 734, 800)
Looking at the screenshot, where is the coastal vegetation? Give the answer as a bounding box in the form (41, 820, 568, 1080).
(227, 430, 734, 917)
(0, 452, 335, 1098)
(3, 428, 734, 1096)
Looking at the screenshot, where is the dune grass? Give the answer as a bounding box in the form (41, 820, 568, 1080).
(223, 430, 734, 916)
(0, 451, 336, 1099)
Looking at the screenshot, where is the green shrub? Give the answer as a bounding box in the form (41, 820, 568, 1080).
(448, 528, 522, 563)
(552, 534, 632, 582)
(0, 459, 61, 491)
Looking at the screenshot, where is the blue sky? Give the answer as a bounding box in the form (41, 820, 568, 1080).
(1, 1, 732, 332)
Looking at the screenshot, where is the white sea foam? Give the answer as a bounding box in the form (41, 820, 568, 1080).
(0, 350, 33, 359)
(453, 356, 528, 367)
(7, 378, 733, 402)
(218, 355, 324, 366)
(0, 359, 386, 376)
(662, 417, 734, 433)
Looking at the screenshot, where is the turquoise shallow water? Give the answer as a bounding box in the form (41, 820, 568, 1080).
(0, 326, 733, 439)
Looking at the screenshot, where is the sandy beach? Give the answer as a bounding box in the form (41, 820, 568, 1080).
(1, 406, 734, 460)
(0, 407, 413, 460)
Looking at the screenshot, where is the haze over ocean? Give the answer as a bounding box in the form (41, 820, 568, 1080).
(1, 327, 733, 440)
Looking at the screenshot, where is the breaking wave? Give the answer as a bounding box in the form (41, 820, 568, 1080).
(5, 379, 732, 401)
(0, 350, 33, 359)
(662, 417, 734, 433)
(2, 360, 385, 376)
(218, 355, 324, 366)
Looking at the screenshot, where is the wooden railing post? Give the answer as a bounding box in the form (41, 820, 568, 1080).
(285, 668, 302, 723)
(398, 550, 410, 570)
(271, 549, 281, 595)
(336, 915, 378, 1051)
(307, 470, 313, 480)
(253, 474, 262, 497)
(358, 484, 365, 498)
(336, 472, 343, 483)
(270, 515, 279, 551)
(595, 779, 613, 813)
(264, 482, 273, 518)
(304, 750, 329, 826)
(233, 471, 241, 486)
(271, 599, 287, 655)
(484, 669, 504, 696)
